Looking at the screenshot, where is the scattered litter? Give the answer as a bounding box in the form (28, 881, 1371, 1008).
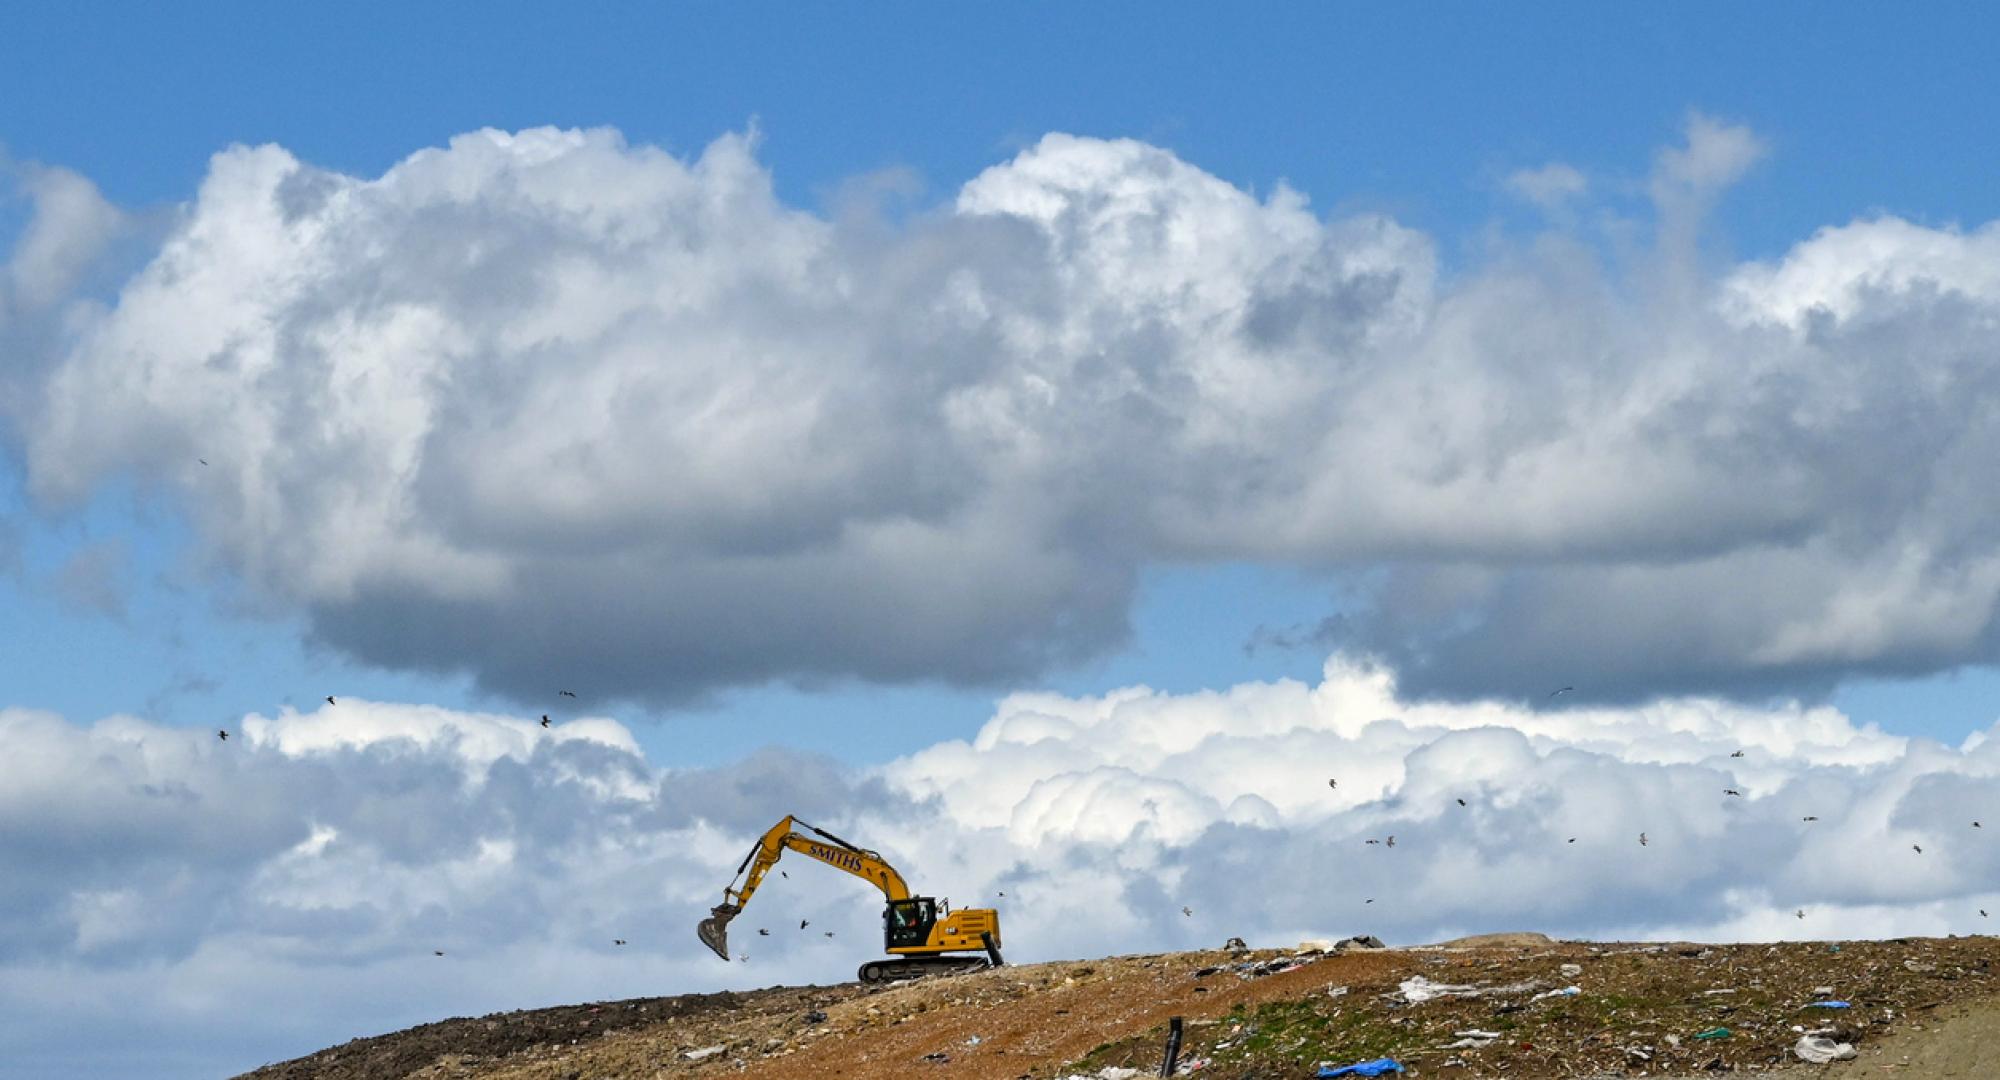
(965, 1034, 982, 1046)
(1793, 1035, 1858, 1063)
(1813, 986, 1835, 996)
(1559, 963, 1583, 978)
(1399, 976, 1476, 1003)
(1296, 938, 1335, 954)
(1326, 984, 1350, 998)
(1400, 975, 1541, 1003)
(803, 1010, 827, 1024)
(921, 1051, 950, 1064)
(683, 1045, 725, 1061)
(1318, 1059, 1405, 1077)
(1805, 1000, 1851, 1009)
(1441, 1028, 1501, 1049)
(1224, 936, 1249, 952)
(1531, 985, 1581, 1000)
(1339, 934, 1388, 951)
(1694, 1027, 1731, 1040)
(1701, 988, 1737, 996)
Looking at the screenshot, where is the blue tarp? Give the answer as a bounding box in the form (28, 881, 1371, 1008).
(1807, 1000, 1851, 1009)
(1317, 1059, 1405, 1078)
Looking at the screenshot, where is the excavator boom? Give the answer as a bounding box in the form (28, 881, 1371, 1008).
(698, 816, 908, 961)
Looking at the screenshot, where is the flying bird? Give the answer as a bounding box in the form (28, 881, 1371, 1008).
(780, 871, 788, 879)
(1549, 687, 1574, 698)
(1182, 906, 1193, 917)
(1730, 750, 1746, 758)
(823, 931, 834, 938)
(325, 696, 336, 705)
(540, 714, 550, 728)
(1567, 837, 1577, 843)
(737, 954, 747, 963)
(800, 919, 808, 929)
(1914, 844, 1924, 854)
(997, 890, 1005, 898)
(434, 950, 445, 957)
(1975, 822, 1983, 828)
(1456, 798, 1467, 807)
(1385, 835, 1397, 848)
(1639, 832, 1648, 847)
(1365, 839, 1381, 845)
(758, 929, 770, 936)
(1802, 816, 1818, 822)
(1795, 909, 1806, 920)
(1365, 898, 1374, 904)
(1724, 789, 1742, 797)
(1983, 910, 1990, 918)
(1328, 778, 1337, 789)
(559, 690, 577, 698)
(199, 458, 208, 466)
(217, 729, 228, 741)
(614, 939, 626, 946)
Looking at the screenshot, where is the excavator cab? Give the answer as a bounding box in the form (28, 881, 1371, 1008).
(884, 897, 938, 950)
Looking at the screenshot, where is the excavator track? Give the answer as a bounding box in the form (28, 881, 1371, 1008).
(857, 954, 995, 983)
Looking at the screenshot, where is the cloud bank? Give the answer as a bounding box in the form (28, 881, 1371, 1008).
(6, 661, 2000, 1075)
(10, 118, 2000, 704)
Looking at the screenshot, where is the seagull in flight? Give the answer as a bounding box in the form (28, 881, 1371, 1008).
(1328, 778, 1337, 789)
(1365, 838, 1381, 845)
(1724, 789, 1742, 797)
(1803, 816, 1819, 822)
(1567, 837, 1577, 843)
(1549, 687, 1574, 698)
(1795, 909, 1806, 920)
(1639, 832, 1649, 847)
(1456, 798, 1467, 807)
(540, 714, 550, 728)
(325, 695, 336, 705)
(217, 729, 228, 741)
(1975, 822, 1983, 829)
(823, 931, 834, 938)
(758, 929, 770, 936)
(434, 950, 445, 957)
(559, 690, 577, 698)
(1182, 906, 1193, 917)
(800, 919, 809, 930)
(1914, 844, 1924, 854)
(1385, 835, 1397, 848)
(613, 939, 626, 946)
(1730, 750, 1746, 758)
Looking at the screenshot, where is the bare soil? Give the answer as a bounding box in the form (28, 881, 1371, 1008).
(236, 934, 2000, 1079)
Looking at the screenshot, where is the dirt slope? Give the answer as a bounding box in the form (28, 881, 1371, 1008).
(237, 934, 2000, 1079)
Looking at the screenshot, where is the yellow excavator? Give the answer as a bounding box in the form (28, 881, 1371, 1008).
(697, 815, 1003, 983)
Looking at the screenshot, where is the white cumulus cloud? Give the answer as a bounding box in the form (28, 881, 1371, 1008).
(10, 120, 2000, 704)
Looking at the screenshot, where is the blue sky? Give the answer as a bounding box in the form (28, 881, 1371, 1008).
(13, 8, 2000, 1077)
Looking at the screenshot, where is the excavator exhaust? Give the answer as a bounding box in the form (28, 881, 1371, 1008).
(697, 903, 738, 961)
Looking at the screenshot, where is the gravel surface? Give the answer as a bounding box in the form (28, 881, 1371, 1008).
(235, 934, 2000, 1079)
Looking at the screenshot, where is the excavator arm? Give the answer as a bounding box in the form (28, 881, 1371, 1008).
(698, 815, 910, 959)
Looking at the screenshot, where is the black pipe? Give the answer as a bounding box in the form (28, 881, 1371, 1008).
(1159, 1015, 1183, 1077)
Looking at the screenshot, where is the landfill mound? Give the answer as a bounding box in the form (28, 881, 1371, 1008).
(237, 934, 2000, 1079)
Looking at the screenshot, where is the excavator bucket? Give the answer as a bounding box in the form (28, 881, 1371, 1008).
(697, 903, 738, 961)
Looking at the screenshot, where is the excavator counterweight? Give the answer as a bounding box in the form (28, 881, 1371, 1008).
(697, 815, 1003, 982)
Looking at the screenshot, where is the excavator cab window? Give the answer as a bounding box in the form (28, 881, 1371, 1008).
(884, 897, 937, 949)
